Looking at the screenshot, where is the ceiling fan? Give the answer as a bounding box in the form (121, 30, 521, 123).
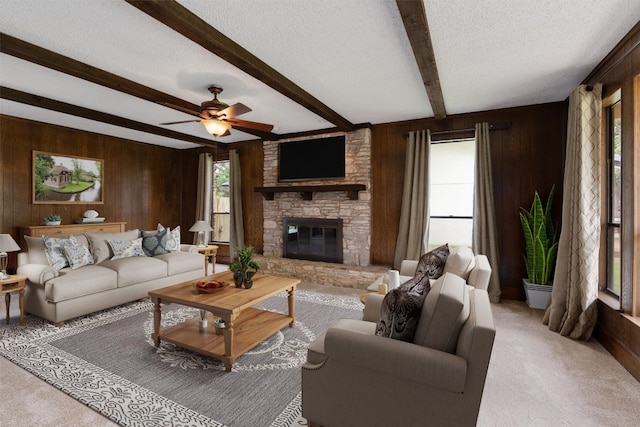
(159, 86, 274, 137)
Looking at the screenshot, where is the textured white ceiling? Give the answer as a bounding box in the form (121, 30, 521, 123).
(1, 0, 639, 148)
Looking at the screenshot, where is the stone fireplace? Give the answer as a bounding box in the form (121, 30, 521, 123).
(262, 128, 372, 267)
(283, 217, 343, 263)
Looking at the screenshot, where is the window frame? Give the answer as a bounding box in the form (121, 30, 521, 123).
(427, 137, 476, 250)
(605, 92, 622, 298)
(210, 159, 231, 243)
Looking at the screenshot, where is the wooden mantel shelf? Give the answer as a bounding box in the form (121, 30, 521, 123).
(255, 184, 366, 201)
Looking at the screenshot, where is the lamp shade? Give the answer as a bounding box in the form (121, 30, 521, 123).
(0, 234, 20, 253)
(189, 220, 213, 232)
(201, 119, 231, 136)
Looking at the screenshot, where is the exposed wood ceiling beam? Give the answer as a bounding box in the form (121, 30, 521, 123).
(0, 33, 198, 114)
(0, 86, 220, 147)
(125, 0, 356, 132)
(396, 0, 447, 119)
(0, 33, 278, 141)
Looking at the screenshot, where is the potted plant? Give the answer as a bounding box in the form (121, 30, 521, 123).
(44, 214, 61, 226)
(229, 246, 260, 289)
(214, 317, 226, 335)
(519, 186, 559, 309)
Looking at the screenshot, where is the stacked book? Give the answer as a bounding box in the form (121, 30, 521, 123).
(75, 218, 106, 223)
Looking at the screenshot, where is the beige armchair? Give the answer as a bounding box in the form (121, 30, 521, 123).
(367, 245, 492, 292)
(302, 273, 496, 427)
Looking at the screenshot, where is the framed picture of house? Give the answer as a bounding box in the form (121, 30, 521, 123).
(32, 151, 104, 204)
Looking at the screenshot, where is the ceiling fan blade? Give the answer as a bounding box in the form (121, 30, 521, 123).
(224, 117, 274, 132)
(157, 102, 206, 118)
(159, 119, 201, 125)
(217, 102, 252, 119)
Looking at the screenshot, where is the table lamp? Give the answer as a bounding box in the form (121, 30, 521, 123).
(189, 220, 213, 247)
(0, 234, 21, 280)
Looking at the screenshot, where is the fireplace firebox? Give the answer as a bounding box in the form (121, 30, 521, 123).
(283, 217, 343, 263)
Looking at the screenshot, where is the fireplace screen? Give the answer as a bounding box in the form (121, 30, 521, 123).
(283, 218, 343, 263)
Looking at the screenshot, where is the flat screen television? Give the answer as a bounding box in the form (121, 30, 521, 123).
(278, 136, 345, 182)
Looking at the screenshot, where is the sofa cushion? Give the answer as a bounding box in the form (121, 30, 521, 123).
(375, 287, 425, 342)
(86, 230, 139, 263)
(63, 243, 94, 269)
(42, 235, 80, 271)
(99, 256, 167, 287)
(413, 273, 470, 353)
(158, 224, 181, 252)
(108, 238, 146, 260)
(443, 246, 476, 281)
(415, 243, 449, 280)
(142, 228, 169, 256)
(154, 251, 203, 276)
(24, 235, 50, 265)
(45, 265, 118, 303)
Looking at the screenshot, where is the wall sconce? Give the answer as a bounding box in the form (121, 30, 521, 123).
(189, 220, 214, 247)
(0, 234, 21, 280)
(201, 119, 231, 136)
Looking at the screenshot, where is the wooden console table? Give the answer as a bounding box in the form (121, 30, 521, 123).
(20, 222, 127, 243)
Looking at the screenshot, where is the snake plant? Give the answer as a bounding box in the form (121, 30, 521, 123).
(519, 186, 559, 285)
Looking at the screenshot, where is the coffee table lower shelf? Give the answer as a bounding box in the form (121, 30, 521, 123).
(155, 307, 294, 371)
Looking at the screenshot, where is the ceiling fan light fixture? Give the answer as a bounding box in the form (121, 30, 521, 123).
(201, 119, 231, 136)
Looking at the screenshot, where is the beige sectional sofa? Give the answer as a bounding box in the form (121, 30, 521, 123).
(17, 229, 204, 325)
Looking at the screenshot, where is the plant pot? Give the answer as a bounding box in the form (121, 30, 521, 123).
(45, 221, 61, 226)
(233, 270, 244, 288)
(215, 322, 226, 335)
(244, 271, 256, 289)
(523, 278, 552, 310)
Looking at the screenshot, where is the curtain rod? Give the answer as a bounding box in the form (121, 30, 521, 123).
(430, 121, 512, 136)
(403, 121, 512, 139)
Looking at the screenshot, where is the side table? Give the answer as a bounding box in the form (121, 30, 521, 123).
(1, 274, 27, 325)
(197, 244, 219, 275)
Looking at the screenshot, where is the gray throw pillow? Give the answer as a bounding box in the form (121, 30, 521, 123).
(141, 228, 169, 257)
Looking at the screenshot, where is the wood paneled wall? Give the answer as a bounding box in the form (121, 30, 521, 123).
(0, 116, 188, 270)
(370, 102, 568, 300)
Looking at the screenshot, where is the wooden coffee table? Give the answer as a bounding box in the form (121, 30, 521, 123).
(149, 270, 299, 372)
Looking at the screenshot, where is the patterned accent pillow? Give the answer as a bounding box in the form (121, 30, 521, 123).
(375, 288, 425, 342)
(42, 235, 79, 271)
(157, 223, 180, 252)
(108, 238, 146, 260)
(142, 228, 169, 256)
(415, 243, 450, 280)
(375, 266, 434, 342)
(63, 243, 94, 269)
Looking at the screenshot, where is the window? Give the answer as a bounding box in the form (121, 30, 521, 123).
(606, 92, 622, 297)
(211, 160, 230, 242)
(427, 138, 475, 250)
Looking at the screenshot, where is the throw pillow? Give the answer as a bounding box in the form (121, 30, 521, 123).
(415, 243, 450, 280)
(63, 243, 94, 269)
(375, 287, 424, 342)
(42, 235, 79, 271)
(142, 228, 169, 256)
(157, 223, 180, 252)
(108, 238, 146, 260)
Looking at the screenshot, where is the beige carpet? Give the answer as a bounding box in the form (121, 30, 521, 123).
(1, 281, 639, 426)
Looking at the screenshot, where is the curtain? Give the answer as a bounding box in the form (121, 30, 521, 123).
(543, 84, 602, 340)
(193, 153, 213, 245)
(229, 149, 245, 259)
(473, 122, 502, 303)
(393, 130, 430, 269)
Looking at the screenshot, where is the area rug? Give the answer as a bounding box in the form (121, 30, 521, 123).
(0, 289, 363, 427)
